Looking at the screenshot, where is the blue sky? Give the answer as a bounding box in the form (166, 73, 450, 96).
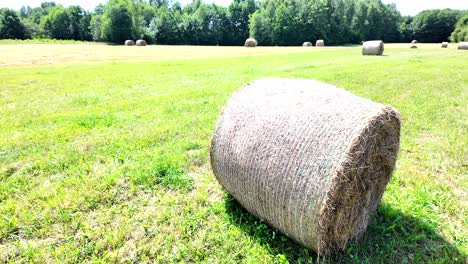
(1, 0, 468, 16)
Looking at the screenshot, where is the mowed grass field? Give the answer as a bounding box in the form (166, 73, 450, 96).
(0, 43, 467, 263)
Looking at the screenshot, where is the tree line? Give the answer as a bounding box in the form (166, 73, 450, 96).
(0, 0, 467, 45)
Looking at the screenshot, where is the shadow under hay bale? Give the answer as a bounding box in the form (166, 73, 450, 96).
(316, 39, 325, 47)
(136, 39, 147, 46)
(124, 40, 134, 46)
(362, 40, 384, 56)
(245, 38, 257, 47)
(303, 42, 313, 47)
(441, 42, 449, 48)
(224, 196, 464, 263)
(211, 78, 401, 255)
(458, 42, 468, 50)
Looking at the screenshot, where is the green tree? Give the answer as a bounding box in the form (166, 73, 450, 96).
(0, 8, 28, 39)
(101, 0, 133, 43)
(41, 6, 71, 39)
(411, 9, 466, 42)
(450, 14, 468, 42)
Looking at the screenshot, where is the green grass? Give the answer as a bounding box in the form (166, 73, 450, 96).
(0, 38, 103, 45)
(0, 47, 467, 263)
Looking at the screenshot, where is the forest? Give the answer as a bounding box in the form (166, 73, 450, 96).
(0, 0, 467, 45)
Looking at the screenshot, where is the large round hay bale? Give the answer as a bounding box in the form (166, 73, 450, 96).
(303, 42, 313, 47)
(211, 78, 401, 255)
(410, 45, 418, 49)
(136, 39, 147, 46)
(362, 40, 384, 56)
(124, 40, 135, 46)
(244, 38, 257, 47)
(441, 42, 449, 48)
(411, 40, 418, 44)
(316, 39, 325, 47)
(458, 42, 468, 50)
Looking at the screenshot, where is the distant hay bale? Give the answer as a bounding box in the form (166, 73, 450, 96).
(211, 78, 401, 255)
(410, 45, 418, 49)
(303, 42, 313, 47)
(441, 42, 449, 48)
(124, 40, 135, 46)
(458, 42, 468, 50)
(136, 40, 147, 46)
(245, 38, 257, 47)
(411, 40, 418, 44)
(362, 40, 384, 56)
(360, 41, 364, 45)
(316, 39, 325, 47)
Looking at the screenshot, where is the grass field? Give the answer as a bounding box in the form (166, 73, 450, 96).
(0, 43, 467, 263)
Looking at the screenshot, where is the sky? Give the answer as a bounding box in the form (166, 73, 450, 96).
(1, 0, 468, 16)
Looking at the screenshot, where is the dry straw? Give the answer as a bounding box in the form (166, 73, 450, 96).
(316, 39, 325, 47)
(303, 42, 313, 47)
(125, 40, 135, 46)
(136, 39, 147, 46)
(362, 40, 384, 56)
(210, 78, 401, 255)
(458, 42, 468, 50)
(245, 38, 257, 47)
(441, 42, 449, 48)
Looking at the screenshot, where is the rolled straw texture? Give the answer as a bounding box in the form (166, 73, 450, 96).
(316, 39, 325, 47)
(245, 38, 257, 47)
(210, 78, 401, 255)
(136, 40, 147, 46)
(458, 42, 468, 50)
(441, 42, 448, 48)
(362, 40, 384, 55)
(124, 40, 135, 46)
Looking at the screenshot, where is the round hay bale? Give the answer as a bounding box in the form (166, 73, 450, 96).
(411, 40, 418, 44)
(136, 39, 147, 46)
(124, 40, 135, 46)
(458, 42, 468, 50)
(360, 41, 364, 45)
(303, 42, 313, 47)
(410, 45, 418, 49)
(316, 39, 325, 47)
(362, 40, 384, 56)
(245, 38, 257, 47)
(441, 42, 449, 48)
(210, 78, 401, 255)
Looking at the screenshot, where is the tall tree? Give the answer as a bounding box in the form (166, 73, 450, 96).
(451, 14, 468, 42)
(0, 8, 28, 39)
(41, 6, 72, 39)
(101, 0, 133, 43)
(411, 9, 466, 42)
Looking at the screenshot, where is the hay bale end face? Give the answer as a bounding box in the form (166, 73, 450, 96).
(136, 39, 147, 46)
(316, 39, 325, 47)
(303, 42, 313, 47)
(362, 40, 384, 56)
(410, 45, 418, 49)
(441, 42, 449, 48)
(458, 42, 468, 50)
(245, 38, 257, 47)
(124, 40, 135, 46)
(210, 78, 401, 255)
(411, 40, 418, 44)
